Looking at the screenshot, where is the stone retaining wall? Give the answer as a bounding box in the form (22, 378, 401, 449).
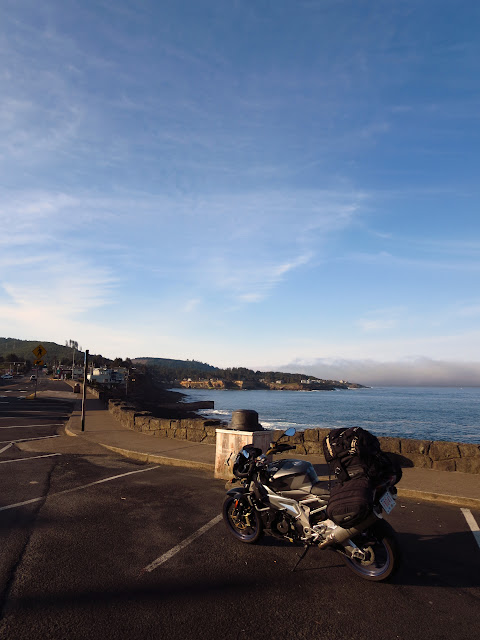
(108, 399, 220, 444)
(107, 400, 480, 474)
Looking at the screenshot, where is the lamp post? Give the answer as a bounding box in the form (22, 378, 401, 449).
(81, 350, 89, 432)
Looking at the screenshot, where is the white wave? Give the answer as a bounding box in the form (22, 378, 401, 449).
(199, 409, 231, 417)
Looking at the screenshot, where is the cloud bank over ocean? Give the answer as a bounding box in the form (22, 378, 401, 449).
(279, 358, 480, 387)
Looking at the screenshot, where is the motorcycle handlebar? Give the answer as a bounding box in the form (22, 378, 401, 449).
(265, 443, 296, 455)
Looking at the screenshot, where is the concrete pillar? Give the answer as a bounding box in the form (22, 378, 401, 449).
(215, 428, 273, 480)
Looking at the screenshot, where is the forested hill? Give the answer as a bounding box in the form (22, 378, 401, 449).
(0, 337, 85, 363)
(1, 339, 363, 388)
(132, 357, 217, 373)
(0, 338, 113, 367)
(132, 357, 364, 388)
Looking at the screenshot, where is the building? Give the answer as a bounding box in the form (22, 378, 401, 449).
(87, 368, 128, 387)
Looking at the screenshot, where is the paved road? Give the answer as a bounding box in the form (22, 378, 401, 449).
(0, 376, 479, 639)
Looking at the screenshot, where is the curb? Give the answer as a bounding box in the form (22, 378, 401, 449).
(97, 443, 215, 473)
(397, 488, 480, 510)
(65, 422, 78, 437)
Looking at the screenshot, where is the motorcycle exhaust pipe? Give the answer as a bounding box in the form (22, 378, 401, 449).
(318, 513, 378, 549)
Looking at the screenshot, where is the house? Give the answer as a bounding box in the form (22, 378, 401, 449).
(87, 367, 127, 386)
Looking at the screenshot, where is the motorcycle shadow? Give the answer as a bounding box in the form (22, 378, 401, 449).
(256, 527, 479, 586)
(392, 529, 480, 588)
(256, 536, 344, 572)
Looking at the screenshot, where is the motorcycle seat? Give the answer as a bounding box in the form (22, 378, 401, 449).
(310, 482, 330, 498)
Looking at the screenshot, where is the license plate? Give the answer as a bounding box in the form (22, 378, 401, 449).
(379, 489, 396, 514)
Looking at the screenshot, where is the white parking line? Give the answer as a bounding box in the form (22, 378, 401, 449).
(0, 435, 60, 444)
(142, 514, 223, 574)
(0, 424, 64, 429)
(0, 443, 13, 454)
(0, 465, 160, 512)
(461, 508, 480, 550)
(0, 453, 61, 464)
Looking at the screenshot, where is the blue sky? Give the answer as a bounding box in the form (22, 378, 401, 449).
(1, 0, 479, 385)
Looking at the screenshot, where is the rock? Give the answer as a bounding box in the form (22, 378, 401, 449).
(429, 441, 460, 461)
(378, 437, 401, 454)
(303, 441, 324, 455)
(458, 443, 480, 458)
(400, 452, 433, 469)
(401, 439, 431, 456)
(455, 457, 480, 474)
(432, 459, 457, 472)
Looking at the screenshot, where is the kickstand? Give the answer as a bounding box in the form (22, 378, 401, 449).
(292, 545, 310, 572)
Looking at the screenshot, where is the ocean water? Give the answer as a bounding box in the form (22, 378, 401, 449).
(177, 386, 480, 444)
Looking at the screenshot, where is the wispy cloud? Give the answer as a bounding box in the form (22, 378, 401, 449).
(0, 185, 364, 348)
(358, 307, 406, 332)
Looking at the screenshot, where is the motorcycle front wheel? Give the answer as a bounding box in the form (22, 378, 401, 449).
(222, 495, 263, 544)
(339, 520, 401, 582)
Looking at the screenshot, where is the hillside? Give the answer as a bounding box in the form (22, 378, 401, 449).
(136, 358, 365, 389)
(1, 338, 365, 388)
(132, 357, 216, 373)
(0, 337, 84, 363)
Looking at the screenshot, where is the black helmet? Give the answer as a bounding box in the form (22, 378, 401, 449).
(233, 444, 262, 478)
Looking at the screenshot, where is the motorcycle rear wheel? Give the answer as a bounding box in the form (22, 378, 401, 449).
(339, 520, 401, 582)
(223, 496, 263, 544)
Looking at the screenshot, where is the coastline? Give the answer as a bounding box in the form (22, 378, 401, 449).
(177, 386, 480, 445)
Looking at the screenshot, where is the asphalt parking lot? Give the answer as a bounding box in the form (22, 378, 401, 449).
(0, 376, 479, 640)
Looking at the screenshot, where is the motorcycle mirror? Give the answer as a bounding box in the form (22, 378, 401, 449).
(274, 426, 296, 443)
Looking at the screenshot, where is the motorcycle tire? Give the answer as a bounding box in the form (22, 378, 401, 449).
(222, 495, 263, 544)
(339, 519, 401, 582)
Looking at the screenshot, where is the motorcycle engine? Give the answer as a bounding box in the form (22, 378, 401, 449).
(275, 516, 290, 535)
(272, 513, 299, 539)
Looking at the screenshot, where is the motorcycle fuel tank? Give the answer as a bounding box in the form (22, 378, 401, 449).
(265, 458, 319, 495)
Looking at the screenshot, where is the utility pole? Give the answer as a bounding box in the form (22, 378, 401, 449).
(81, 350, 89, 432)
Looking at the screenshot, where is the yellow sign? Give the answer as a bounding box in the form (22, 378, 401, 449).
(34, 359, 44, 367)
(32, 344, 47, 359)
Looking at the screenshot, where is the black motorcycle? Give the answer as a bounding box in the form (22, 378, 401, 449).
(222, 428, 401, 582)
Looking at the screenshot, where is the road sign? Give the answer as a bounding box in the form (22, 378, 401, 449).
(34, 359, 44, 366)
(32, 344, 47, 359)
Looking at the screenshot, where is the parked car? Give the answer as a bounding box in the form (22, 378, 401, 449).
(1, 374, 13, 379)
(30, 374, 36, 381)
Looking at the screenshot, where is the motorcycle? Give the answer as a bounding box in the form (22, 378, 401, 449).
(222, 427, 401, 582)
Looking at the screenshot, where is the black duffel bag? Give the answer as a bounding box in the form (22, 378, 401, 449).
(323, 426, 402, 485)
(326, 476, 374, 528)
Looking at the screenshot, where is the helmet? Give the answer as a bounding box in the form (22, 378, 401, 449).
(232, 444, 262, 478)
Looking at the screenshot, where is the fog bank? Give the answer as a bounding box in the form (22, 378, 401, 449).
(277, 357, 480, 387)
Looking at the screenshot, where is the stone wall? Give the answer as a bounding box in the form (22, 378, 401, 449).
(107, 400, 480, 474)
(108, 399, 220, 444)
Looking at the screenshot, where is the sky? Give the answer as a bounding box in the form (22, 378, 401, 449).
(1, 0, 480, 386)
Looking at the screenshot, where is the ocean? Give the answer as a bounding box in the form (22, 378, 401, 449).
(177, 386, 480, 444)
